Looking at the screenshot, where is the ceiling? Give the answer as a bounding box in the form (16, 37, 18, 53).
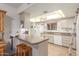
(4, 3, 79, 18)
(25, 3, 79, 18)
(6, 3, 23, 8)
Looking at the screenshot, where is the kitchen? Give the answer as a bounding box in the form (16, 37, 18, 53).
(0, 3, 79, 56)
(30, 10, 76, 56)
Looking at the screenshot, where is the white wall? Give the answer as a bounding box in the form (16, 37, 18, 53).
(4, 16, 12, 43)
(0, 3, 21, 36)
(0, 4, 17, 18)
(11, 16, 20, 36)
(0, 16, 12, 41)
(0, 4, 21, 50)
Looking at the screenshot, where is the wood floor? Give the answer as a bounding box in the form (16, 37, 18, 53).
(48, 43, 76, 56)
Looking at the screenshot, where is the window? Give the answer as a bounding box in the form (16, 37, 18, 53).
(47, 23, 57, 30)
(47, 24, 50, 30)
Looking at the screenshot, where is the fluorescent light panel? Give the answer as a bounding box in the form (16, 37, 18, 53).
(30, 10, 65, 22)
(47, 10, 65, 20)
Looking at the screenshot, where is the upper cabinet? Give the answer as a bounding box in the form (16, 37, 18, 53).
(0, 10, 6, 32)
(57, 19, 74, 31)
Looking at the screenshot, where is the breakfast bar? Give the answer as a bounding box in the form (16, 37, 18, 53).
(15, 35, 48, 56)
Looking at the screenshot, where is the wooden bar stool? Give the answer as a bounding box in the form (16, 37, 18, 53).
(0, 42, 6, 56)
(27, 46, 32, 56)
(16, 43, 32, 56)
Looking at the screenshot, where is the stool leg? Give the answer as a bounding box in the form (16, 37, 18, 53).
(16, 48, 18, 56)
(23, 51, 25, 56)
(20, 49, 22, 56)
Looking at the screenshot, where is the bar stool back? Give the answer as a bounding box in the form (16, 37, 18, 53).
(16, 43, 32, 56)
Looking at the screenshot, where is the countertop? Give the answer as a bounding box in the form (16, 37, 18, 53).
(16, 34, 48, 45)
(44, 30, 72, 33)
(42, 30, 72, 36)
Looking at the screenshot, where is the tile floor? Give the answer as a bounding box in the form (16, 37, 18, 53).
(48, 43, 76, 56)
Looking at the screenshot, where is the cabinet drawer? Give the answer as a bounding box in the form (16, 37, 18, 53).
(62, 41, 70, 45)
(62, 37, 72, 40)
(62, 39, 71, 43)
(62, 36, 71, 42)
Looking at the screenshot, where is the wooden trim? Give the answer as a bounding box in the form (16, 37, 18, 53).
(0, 10, 6, 32)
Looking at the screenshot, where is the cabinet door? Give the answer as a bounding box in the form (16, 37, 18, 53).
(0, 11, 6, 32)
(48, 36, 54, 43)
(62, 36, 71, 47)
(0, 15, 4, 32)
(62, 36, 76, 49)
(54, 35, 62, 45)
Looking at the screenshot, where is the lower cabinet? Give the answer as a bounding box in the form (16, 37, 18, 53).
(48, 35, 62, 45)
(62, 36, 72, 47)
(62, 36, 76, 49)
(54, 35, 62, 45)
(46, 33, 76, 49)
(48, 35, 54, 43)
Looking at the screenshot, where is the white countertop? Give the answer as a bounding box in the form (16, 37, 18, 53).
(44, 30, 72, 33)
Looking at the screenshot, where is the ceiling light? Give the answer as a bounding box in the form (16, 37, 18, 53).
(30, 10, 65, 22)
(47, 13, 62, 20)
(47, 10, 65, 20)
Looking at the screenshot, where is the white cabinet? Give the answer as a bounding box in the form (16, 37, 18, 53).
(29, 40, 48, 56)
(62, 35, 76, 49)
(57, 19, 74, 31)
(48, 35, 54, 43)
(54, 35, 62, 45)
(62, 36, 71, 47)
